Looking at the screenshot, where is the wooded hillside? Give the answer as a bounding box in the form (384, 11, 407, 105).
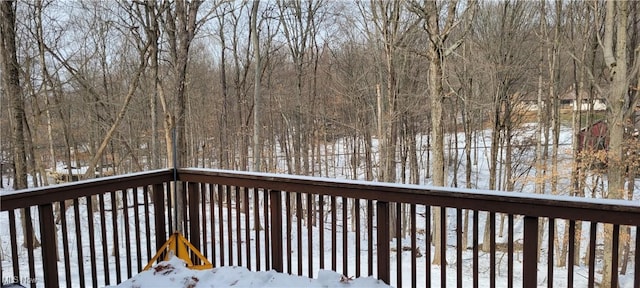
(1, 0, 639, 196)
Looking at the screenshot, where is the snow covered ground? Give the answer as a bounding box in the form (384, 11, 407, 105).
(110, 257, 389, 288)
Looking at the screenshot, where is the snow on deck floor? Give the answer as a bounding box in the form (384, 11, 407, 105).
(109, 257, 390, 288)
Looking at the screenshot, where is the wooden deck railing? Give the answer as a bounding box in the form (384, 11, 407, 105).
(1, 168, 639, 287)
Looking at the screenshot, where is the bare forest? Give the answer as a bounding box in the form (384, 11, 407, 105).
(1, 0, 640, 286)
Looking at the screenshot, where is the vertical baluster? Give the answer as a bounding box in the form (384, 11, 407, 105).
(264, 189, 271, 270)
(58, 201, 72, 288)
(143, 186, 152, 262)
(489, 212, 495, 288)
(523, 216, 539, 288)
(588, 222, 596, 288)
(472, 210, 478, 288)
(297, 192, 303, 275)
(425, 205, 431, 287)
(99, 195, 110, 285)
(411, 204, 417, 288)
(285, 191, 291, 274)
(188, 182, 201, 264)
(235, 186, 242, 267)
(634, 225, 639, 288)
(201, 183, 208, 259)
(133, 188, 142, 272)
(548, 218, 554, 288)
(209, 184, 216, 267)
(568, 220, 575, 287)
(226, 186, 237, 265)
(73, 199, 85, 287)
(269, 190, 283, 273)
(308, 193, 314, 277)
(319, 195, 325, 270)
(633, 226, 640, 288)
(367, 200, 373, 276)
(507, 214, 513, 288)
(396, 203, 402, 288)
(39, 203, 59, 287)
(9, 210, 19, 283)
(122, 190, 132, 279)
(23, 208, 36, 288)
(439, 207, 446, 288)
(152, 184, 167, 261)
(244, 187, 251, 269)
(226, 186, 233, 265)
(86, 197, 98, 286)
(457, 208, 463, 288)
(376, 201, 390, 285)
(343, 196, 349, 277)
(331, 195, 337, 271)
(355, 198, 361, 278)
(109, 192, 121, 284)
(611, 224, 620, 287)
(182, 182, 188, 234)
(166, 184, 173, 237)
(218, 185, 225, 266)
(253, 188, 260, 270)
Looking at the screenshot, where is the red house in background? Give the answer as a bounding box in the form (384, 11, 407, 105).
(577, 120, 609, 152)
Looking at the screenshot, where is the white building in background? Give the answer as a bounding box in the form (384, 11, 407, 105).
(519, 87, 607, 112)
(560, 87, 607, 111)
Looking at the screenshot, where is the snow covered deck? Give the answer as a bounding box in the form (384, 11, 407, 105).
(1, 168, 639, 287)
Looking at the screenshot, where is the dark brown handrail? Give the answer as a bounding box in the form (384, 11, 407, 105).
(0, 169, 174, 211)
(177, 168, 640, 226)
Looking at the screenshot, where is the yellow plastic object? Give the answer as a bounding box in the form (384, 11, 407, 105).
(143, 232, 213, 271)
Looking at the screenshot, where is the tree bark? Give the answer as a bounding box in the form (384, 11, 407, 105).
(251, 0, 262, 172)
(601, 1, 629, 286)
(1, 0, 41, 249)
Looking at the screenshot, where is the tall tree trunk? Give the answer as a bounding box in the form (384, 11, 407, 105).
(483, 88, 502, 252)
(460, 43, 474, 250)
(428, 44, 446, 265)
(409, 0, 477, 265)
(251, 0, 262, 172)
(163, 0, 203, 233)
(567, 0, 587, 266)
(215, 6, 230, 169)
(34, 0, 56, 174)
(146, 3, 161, 170)
(601, 1, 629, 286)
(534, 1, 548, 262)
(1, 0, 41, 249)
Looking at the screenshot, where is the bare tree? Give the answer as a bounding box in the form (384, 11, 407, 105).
(161, 0, 203, 232)
(277, 0, 325, 175)
(80, 43, 151, 179)
(365, 0, 416, 240)
(369, 0, 404, 184)
(1, 0, 41, 249)
(251, 0, 262, 172)
(600, 0, 640, 285)
(469, 0, 536, 252)
(409, 0, 477, 265)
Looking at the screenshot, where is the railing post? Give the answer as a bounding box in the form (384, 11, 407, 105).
(153, 184, 167, 253)
(39, 203, 59, 287)
(523, 216, 538, 288)
(376, 201, 390, 285)
(187, 182, 201, 263)
(269, 190, 283, 273)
